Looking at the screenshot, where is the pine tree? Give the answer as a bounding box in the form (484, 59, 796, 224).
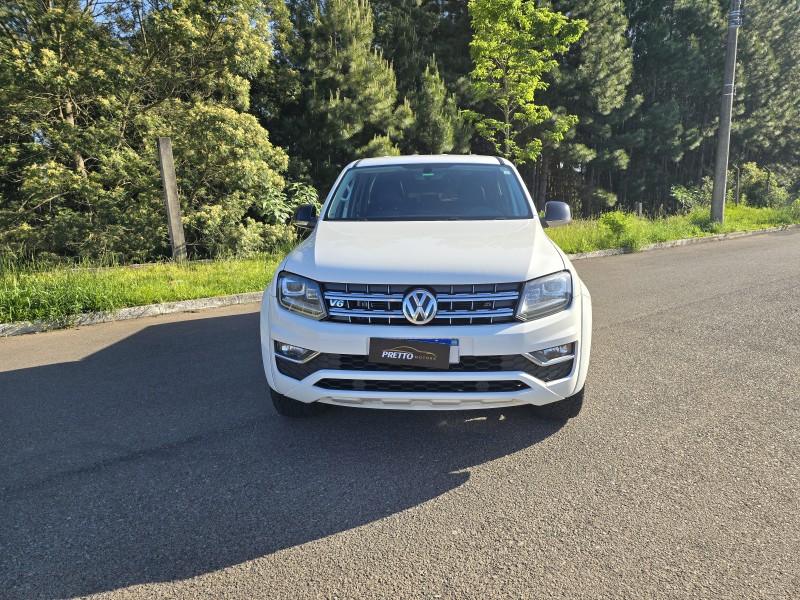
(302, 0, 413, 187)
(406, 56, 462, 154)
(370, 2, 470, 156)
(535, 0, 634, 214)
(734, 0, 800, 191)
(618, 0, 727, 211)
(428, 0, 474, 90)
(371, 0, 438, 99)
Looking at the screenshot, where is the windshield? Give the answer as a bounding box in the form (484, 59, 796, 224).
(324, 163, 534, 221)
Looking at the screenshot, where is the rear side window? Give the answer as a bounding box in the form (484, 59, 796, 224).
(325, 164, 534, 221)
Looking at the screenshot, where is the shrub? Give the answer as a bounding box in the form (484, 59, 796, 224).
(671, 177, 713, 212)
(598, 211, 644, 251)
(598, 211, 633, 237)
(738, 163, 791, 208)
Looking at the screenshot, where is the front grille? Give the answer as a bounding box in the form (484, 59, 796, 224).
(275, 353, 574, 383)
(315, 379, 529, 393)
(322, 282, 521, 325)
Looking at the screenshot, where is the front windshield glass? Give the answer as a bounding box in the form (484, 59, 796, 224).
(324, 163, 534, 221)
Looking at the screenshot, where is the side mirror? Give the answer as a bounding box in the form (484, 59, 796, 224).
(292, 204, 318, 231)
(541, 201, 571, 228)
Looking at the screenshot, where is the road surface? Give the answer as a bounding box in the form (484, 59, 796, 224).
(1, 229, 798, 598)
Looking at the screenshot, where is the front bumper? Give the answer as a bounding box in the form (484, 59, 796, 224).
(260, 284, 592, 410)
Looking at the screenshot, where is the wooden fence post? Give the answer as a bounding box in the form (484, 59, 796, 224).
(157, 137, 187, 261)
(635, 202, 643, 218)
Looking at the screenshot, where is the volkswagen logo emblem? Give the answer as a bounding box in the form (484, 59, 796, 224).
(402, 289, 438, 325)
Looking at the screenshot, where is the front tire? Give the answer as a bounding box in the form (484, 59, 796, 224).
(270, 387, 327, 418)
(534, 388, 584, 420)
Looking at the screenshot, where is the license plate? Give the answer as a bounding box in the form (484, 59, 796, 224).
(408, 338, 460, 363)
(368, 338, 451, 369)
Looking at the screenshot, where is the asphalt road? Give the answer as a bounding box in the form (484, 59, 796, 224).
(1, 230, 799, 599)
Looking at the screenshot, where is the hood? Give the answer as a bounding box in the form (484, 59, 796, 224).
(282, 220, 565, 285)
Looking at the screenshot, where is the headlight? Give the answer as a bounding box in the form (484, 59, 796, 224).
(515, 271, 572, 321)
(277, 272, 327, 320)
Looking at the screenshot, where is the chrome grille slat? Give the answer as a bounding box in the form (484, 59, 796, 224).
(323, 282, 521, 326)
(437, 292, 518, 301)
(437, 309, 514, 317)
(329, 308, 404, 318)
(325, 292, 405, 302)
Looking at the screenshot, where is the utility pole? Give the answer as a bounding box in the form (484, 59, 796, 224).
(711, 0, 744, 223)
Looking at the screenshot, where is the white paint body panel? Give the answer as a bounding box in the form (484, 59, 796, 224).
(284, 220, 564, 285)
(260, 155, 592, 411)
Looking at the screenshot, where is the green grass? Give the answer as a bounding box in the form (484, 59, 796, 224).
(1, 255, 281, 324)
(546, 203, 800, 254)
(2, 203, 798, 325)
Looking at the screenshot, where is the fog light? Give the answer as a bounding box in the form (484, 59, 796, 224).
(274, 341, 319, 363)
(524, 343, 575, 366)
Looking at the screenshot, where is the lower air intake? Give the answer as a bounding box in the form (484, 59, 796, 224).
(314, 379, 529, 393)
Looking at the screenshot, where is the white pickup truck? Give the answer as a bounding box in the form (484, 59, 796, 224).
(260, 155, 592, 419)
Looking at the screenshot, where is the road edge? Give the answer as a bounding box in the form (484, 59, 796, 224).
(0, 291, 264, 337)
(3, 223, 799, 337)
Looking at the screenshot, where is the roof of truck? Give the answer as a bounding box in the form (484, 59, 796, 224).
(350, 155, 512, 168)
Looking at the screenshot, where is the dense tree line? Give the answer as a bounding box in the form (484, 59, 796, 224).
(1, 0, 798, 261)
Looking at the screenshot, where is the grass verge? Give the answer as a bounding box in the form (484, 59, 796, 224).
(545, 203, 800, 254)
(1, 255, 281, 324)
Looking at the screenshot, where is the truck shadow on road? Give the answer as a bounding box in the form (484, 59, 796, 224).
(1, 312, 564, 598)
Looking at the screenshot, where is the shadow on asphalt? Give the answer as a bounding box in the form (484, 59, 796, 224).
(0, 312, 563, 598)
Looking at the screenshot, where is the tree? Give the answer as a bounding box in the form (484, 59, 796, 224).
(733, 0, 800, 191)
(615, 0, 800, 208)
(268, 0, 413, 190)
(0, 0, 292, 260)
(463, 0, 586, 164)
(534, 0, 634, 214)
(616, 0, 727, 211)
(0, 0, 148, 258)
(371, 0, 438, 98)
(428, 0, 473, 91)
(369, 2, 470, 156)
(405, 56, 463, 154)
